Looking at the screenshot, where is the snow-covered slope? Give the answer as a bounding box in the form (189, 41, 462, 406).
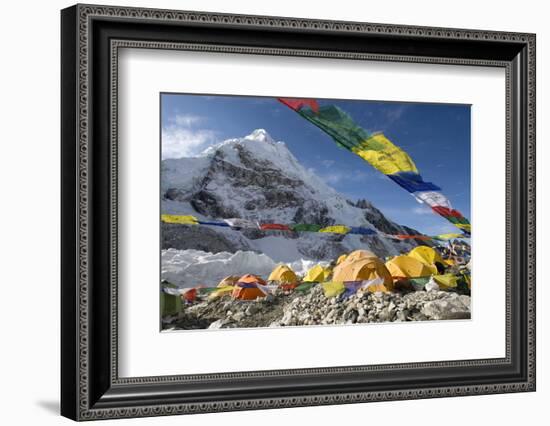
(162, 248, 327, 287)
(161, 129, 422, 264)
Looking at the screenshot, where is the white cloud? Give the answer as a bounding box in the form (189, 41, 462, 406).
(315, 169, 372, 186)
(385, 104, 407, 123)
(370, 104, 410, 132)
(172, 113, 203, 127)
(322, 172, 344, 184)
(161, 114, 218, 159)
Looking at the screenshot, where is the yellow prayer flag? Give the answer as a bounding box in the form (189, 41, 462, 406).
(433, 274, 459, 289)
(321, 281, 345, 298)
(436, 233, 464, 240)
(455, 223, 471, 232)
(319, 225, 350, 234)
(161, 214, 199, 225)
(351, 133, 418, 175)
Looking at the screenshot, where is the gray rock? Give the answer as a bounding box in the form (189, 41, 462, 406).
(378, 308, 391, 322)
(425, 278, 440, 292)
(421, 296, 471, 320)
(245, 304, 261, 316)
(208, 319, 227, 329)
(161, 222, 243, 252)
(232, 311, 245, 322)
(412, 312, 429, 321)
(344, 310, 359, 323)
(396, 311, 407, 321)
(280, 310, 293, 326)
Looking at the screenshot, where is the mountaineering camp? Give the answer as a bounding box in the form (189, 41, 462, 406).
(160, 95, 472, 330)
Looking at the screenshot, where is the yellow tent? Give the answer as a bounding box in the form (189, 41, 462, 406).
(161, 214, 198, 225)
(303, 264, 332, 282)
(208, 286, 234, 300)
(407, 246, 445, 273)
(217, 275, 239, 288)
(268, 264, 298, 283)
(385, 255, 434, 279)
(319, 225, 350, 234)
(336, 254, 348, 265)
(332, 256, 394, 292)
(345, 250, 377, 263)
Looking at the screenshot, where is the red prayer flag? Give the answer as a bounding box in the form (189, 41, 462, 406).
(395, 235, 432, 240)
(182, 288, 197, 303)
(431, 206, 465, 219)
(277, 97, 320, 113)
(260, 223, 291, 231)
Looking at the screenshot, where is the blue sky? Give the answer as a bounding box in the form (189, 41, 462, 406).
(161, 93, 471, 236)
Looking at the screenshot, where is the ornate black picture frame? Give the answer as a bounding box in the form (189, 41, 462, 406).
(61, 4, 536, 421)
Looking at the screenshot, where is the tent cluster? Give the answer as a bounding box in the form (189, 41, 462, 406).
(160, 214, 468, 242)
(161, 247, 470, 317)
(277, 98, 471, 235)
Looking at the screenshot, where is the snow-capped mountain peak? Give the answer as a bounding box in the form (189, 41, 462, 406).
(161, 130, 424, 262)
(202, 129, 299, 177)
(202, 129, 278, 156)
(244, 128, 275, 144)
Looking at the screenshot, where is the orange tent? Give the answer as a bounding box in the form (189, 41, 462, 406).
(231, 274, 268, 300)
(332, 255, 394, 292)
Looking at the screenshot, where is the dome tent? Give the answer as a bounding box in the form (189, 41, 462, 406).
(303, 264, 332, 282)
(160, 291, 182, 316)
(332, 254, 393, 292)
(385, 255, 434, 280)
(208, 286, 234, 300)
(268, 264, 298, 284)
(217, 275, 239, 288)
(208, 275, 239, 300)
(407, 246, 447, 273)
(231, 274, 268, 300)
(345, 249, 377, 263)
(336, 254, 348, 265)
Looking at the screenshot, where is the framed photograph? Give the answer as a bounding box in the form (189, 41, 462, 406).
(61, 4, 536, 421)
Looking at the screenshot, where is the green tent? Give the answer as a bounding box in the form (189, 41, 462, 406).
(160, 291, 182, 316)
